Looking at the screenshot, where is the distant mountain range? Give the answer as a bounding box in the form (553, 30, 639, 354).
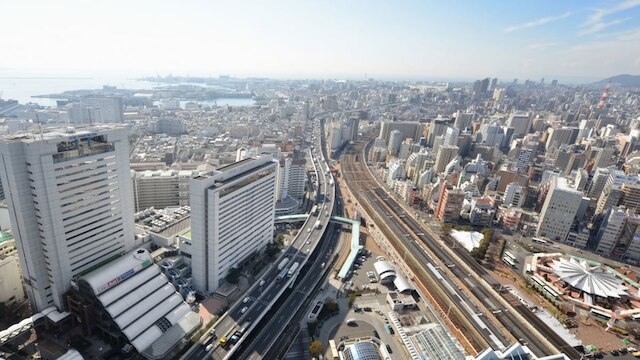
(595, 74, 640, 88)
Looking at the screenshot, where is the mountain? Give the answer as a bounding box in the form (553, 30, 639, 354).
(595, 74, 640, 88)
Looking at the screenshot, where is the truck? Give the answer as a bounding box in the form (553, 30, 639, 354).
(287, 262, 300, 277)
(276, 267, 288, 281)
(315, 220, 321, 229)
(277, 257, 290, 271)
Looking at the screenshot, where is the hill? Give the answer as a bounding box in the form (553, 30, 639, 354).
(595, 74, 640, 88)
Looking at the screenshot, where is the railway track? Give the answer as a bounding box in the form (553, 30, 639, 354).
(339, 139, 582, 359)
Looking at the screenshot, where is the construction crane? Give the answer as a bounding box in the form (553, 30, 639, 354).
(596, 81, 611, 109)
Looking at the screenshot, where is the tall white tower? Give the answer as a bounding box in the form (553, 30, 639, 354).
(0, 125, 136, 311)
(189, 156, 277, 292)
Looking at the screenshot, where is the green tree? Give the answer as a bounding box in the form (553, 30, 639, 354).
(226, 267, 240, 284)
(309, 340, 324, 357)
(441, 223, 453, 235)
(348, 293, 357, 308)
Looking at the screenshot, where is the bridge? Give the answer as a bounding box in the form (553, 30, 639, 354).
(275, 214, 362, 280)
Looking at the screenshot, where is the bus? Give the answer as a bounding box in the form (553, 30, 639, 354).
(277, 257, 290, 271)
(532, 238, 547, 245)
(276, 267, 288, 281)
(329, 339, 339, 360)
(287, 262, 299, 277)
(502, 257, 515, 267)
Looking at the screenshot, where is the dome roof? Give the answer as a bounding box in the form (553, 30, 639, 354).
(552, 258, 627, 298)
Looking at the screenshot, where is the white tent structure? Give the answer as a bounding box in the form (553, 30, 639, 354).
(552, 258, 628, 298)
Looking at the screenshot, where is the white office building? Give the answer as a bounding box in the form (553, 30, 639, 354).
(503, 182, 526, 208)
(189, 156, 277, 292)
(287, 153, 307, 200)
(81, 96, 124, 123)
(0, 126, 136, 311)
(536, 175, 584, 242)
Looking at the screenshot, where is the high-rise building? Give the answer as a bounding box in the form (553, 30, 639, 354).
(435, 145, 459, 173)
(0, 126, 136, 311)
(189, 156, 277, 292)
(620, 216, 640, 260)
(622, 183, 640, 213)
(388, 130, 403, 156)
(507, 114, 531, 138)
(516, 146, 535, 173)
(478, 123, 504, 148)
(435, 183, 464, 223)
(594, 206, 628, 257)
(595, 185, 624, 216)
(132, 170, 196, 212)
(81, 96, 124, 123)
(503, 182, 526, 208)
(545, 127, 579, 150)
(588, 167, 612, 199)
(386, 160, 406, 186)
(427, 117, 450, 146)
(595, 170, 639, 215)
(536, 175, 584, 242)
(379, 121, 425, 147)
(454, 111, 474, 131)
(443, 127, 460, 147)
(593, 147, 616, 169)
(287, 151, 307, 200)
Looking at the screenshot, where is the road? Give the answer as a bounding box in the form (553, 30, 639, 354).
(184, 117, 335, 360)
(228, 112, 344, 359)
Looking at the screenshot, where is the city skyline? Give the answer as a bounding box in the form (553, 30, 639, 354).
(1, 0, 639, 83)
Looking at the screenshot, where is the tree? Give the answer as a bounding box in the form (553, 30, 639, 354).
(348, 293, 357, 308)
(226, 267, 240, 284)
(441, 223, 453, 235)
(265, 241, 279, 258)
(309, 340, 324, 357)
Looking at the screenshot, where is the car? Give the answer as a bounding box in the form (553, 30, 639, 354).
(364, 307, 372, 312)
(611, 350, 619, 356)
(306, 248, 310, 253)
(370, 278, 378, 283)
(241, 306, 248, 314)
(307, 228, 311, 233)
(209, 328, 216, 336)
(205, 344, 214, 351)
(219, 337, 228, 347)
(386, 344, 393, 353)
(243, 297, 250, 303)
(373, 330, 380, 338)
(259, 280, 265, 286)
(307, 240, 311, 244)
(320, 262, 325, 268)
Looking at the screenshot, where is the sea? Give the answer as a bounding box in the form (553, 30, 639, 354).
(0, 74, 254, 107)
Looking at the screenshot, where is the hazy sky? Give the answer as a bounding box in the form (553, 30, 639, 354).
(1, 0, 639, 82)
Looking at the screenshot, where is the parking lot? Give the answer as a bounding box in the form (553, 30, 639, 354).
(343, 248, 384, 293)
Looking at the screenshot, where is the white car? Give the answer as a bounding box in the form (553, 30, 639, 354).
(243, 297, 250, 303)
(241, 306, 248, 314)
(205, 344, 214, 351)
(259, 280, 265, 286)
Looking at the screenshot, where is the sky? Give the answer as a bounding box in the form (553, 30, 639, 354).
(1, 0, 639, 83)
